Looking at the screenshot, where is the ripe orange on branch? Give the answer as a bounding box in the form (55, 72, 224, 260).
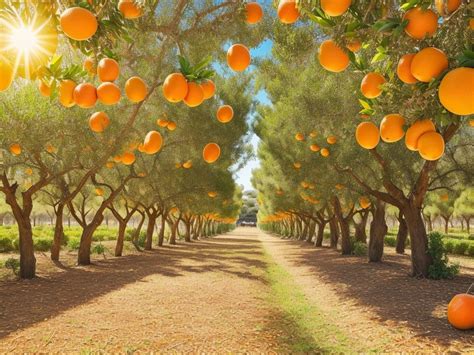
(435, 0, 461, 16)
(320, 0, 351, 17)
(438, 67, 474, 116)
(356, 122, 380, 149)
(380, 114, 405, 143)
(38, 81, 51, 97)
(295, 133, 304, 141)
(118, 0, 143, 19)
(121, 151, 136, 165)
(89, 112, 110, 133)
(183, 82, 204, 107)
(9, 143, 21, 156)
(200, 79, 216, 100)
(0, 61, 14, 92)
(346, 40, 361, 53)
(59, 80, 77, 108)
(143, 131, 163, 155)
(277, 0, 299, 24)
(397, 54, 417, 84)
(403, 7, 438, 40)
(217, 105, 234, 123)
(60, 7, 98, 41)
(245, 2, 263, 24)
(97, 82, 121, 105)
(203, 143, 221, 164)
(318, 40, 349, 73)
(227, 44, 251, 72)
(410, 47, 448, 83)
(125, 76, 148, 103)
(327, 136, 337, 144)
(320, 148, 330, 157)
(405, 119, 436, 151)
(163, 73, 188, 103)
(98, 58, 120, 82)
(417, 131, 445, 161)
(73, 83, 97, 108)
(361, 72, 385, 99)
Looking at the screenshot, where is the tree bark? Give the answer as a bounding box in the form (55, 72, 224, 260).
(329, 217, 339, 249)
(115, 222, 127, 257)
(158, 212, 168, 247)
(145, 211, 157, 250)
(354, 210, 369, 243)
(368, 200, 387, 262)
(396, 211, 408, 254)
(51, 203, 65, 261)
(314, 221, 326, 247)
(131, 211, 145, 251)
(333, 197, 352, 255)
(306, 219, 316, 243)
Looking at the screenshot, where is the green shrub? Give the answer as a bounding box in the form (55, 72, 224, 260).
(427, 232, 459, 279)
(467, 245, 474, 257)
(92, 243, 107, 255)
(352, 242, 367, 256)
(453, 242, 469, 256)
(4, 257, 20, 275)
(384, 236, 396, 247)
(33, 237, 52, 251)
(444, 241, 454, 254)
(468, 234, 474, 240)
(0, 236, 14, 252)
(12, 238, 19, 251)
(67, 237, 80, 250)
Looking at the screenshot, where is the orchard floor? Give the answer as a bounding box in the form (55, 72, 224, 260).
(0, 228, 472, 353)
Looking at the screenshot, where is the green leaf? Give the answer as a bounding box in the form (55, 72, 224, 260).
(358, 99, 371, 110)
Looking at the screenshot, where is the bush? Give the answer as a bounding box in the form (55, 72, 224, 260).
(468, 234, 474, 240)
(0, 236, 14, 252)
(444, 241, 454, 254)
(92, 243, 107, 255)
(67, 237, 80, 250)
(34, 237, 52, 252)
(427, 232, 459, 279)
(384, 236, 396, 247)
(453, 242, 469, 256)
(12, 238, 19, 251)
(467, 245, 474, 257)
(352, 242, 367, 256)
(4, 257, 20, 275)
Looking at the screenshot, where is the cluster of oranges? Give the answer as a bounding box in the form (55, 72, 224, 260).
(162, 72, 216, 108)
(294, 131, 336, 159)
(276, 0, 473, 163)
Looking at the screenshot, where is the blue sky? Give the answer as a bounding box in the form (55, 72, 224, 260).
(234, 39, 273, 191)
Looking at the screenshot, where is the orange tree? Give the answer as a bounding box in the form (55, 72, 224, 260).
(267, 0, 473, 276)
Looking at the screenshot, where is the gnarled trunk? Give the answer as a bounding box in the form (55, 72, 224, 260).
(329, 217, 339, 249)
(306, 220, 316, 243)
(354, 210, 369, 243)
(115, 222, 127, 257)
(368, 200, 387, 262)
(145, 212, 157, 250)
(396, 211, 408, 254)
(51, 203, 65, 261)
(158, 212, 167, 247)
(314, 221, 326, 247)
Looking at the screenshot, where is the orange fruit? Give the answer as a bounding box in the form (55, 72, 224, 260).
(25, 168, 33, 176)
(356, 122, 380, 149)
(113, 155, 122, 163)
(295, 133, 304, 141)
(183, 82, 204, 107)
(277, 0, 299, 24)
(418, 131, 445, 161)
(203, 143, 221, 163)
(73, 83, 97, 108)
(309, 130, 317, 138)
(246, 2, 263, 24)
(97, 82, 121, 105)
(89, 112, 110, 133)
(200, 79, 216, 100)
(318, 40, 349, 73)
(38, 80, 51, 97)
(327, 135, 337, 144)
(310, 144, 320, 152)
(217, 105, 234, 123)
(208, 191, 218, 198)
(157, 118, 169, 127)
(125, 76, 148, 103)
(346, 39, 361, 52)
(435, 0, 461, 16)
(97, 58, 120, 82)
(321, 0, 352, 17)
(183, 160, 193, 169)
(438, 67, 474, 116)
(380, 114, 405, 143)
(163, 73, 188, 103)
(9, 143, 21, 156)
(403, 8, 438, 40)
(293, 162, 301, 169)
(361, 72, 385, 99)
(397, 54, 417, 84)
(470, 18, 474, 30)
(359, 196, 371, 209)
(106, 161, 115, 169)
(227, 44, 251, 72)
(60, 7, 98, 41)
(405, 119, 436, 151)
(59, 80, 77, 108)
(143, 131, 163, 154)
(321, 148, 330, 157)
(118, 0, 142, 19)
(121, 151, 136, 165)
(0, 61, 14, 92)
(410, 47, 448, 83)
(167, 121, 177, 131)
(83, 58, 95, 75)
(470, 119, 474, 127)
(95, 188, 104, 196)
(45, 143, 56, 153)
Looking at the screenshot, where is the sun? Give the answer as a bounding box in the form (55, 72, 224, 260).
(0, 9, 58, 79)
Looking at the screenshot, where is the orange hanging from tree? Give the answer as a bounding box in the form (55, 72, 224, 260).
(203, 143, 221, 163)
(227, 44, 251, 72)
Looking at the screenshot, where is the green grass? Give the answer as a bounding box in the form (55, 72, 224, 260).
(262, 252, 375, 353)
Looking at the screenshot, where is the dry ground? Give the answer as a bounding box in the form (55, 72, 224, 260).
(0, 228, 473, 353)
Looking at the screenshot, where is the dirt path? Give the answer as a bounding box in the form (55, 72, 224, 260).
(259, 231, 474, 353)
(1, 228, 473, 353)
(0, 230, 286, 353)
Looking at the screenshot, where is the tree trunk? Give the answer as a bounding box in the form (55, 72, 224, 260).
(329, 217, 339, 249)
(402, 203, 432, 277)
(115, 222, 127, 257)
(442, 216, 449, 234)
(354, 211, 369, 243)
(145, 213, 156, 250)
(306, 220, 316, 243)
(51, 203, 65, 261)
(184, 220, 191, 242)
(396, 211, 408, 254)
(333, 198, 352, 255)
(158, 213, 167, 247)
(465, 217, 470, 234)
(314, 221, 326, 247)
(368, 200, 387, 262)
(169, 218, 179, 245)
(78, 224, 96, 265)
(131, 212, 145, 251)
(425, 215, 433, 232)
